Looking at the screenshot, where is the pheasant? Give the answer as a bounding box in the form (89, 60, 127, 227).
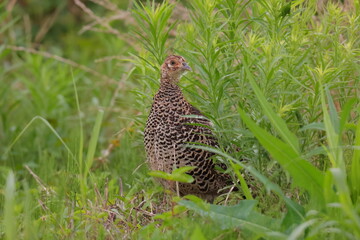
(144, 55, 233, 202)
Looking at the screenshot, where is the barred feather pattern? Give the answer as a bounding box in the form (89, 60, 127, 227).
(144, 55, 231, 202)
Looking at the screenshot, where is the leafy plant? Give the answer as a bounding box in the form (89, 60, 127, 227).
(149, 166, 196, 184)
(1, 0, 360, 239)
(133, 0, 360, 239)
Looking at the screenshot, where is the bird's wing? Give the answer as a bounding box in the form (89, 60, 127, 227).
(188, 104, 203, 116)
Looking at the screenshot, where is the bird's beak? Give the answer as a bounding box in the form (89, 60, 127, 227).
(182, 62, 192, 71)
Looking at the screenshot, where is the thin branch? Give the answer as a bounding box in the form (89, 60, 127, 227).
(25, 165, 55, 196)
(74, 0, 137, 48)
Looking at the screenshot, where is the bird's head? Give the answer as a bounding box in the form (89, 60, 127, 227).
(161, 55, 192, 83)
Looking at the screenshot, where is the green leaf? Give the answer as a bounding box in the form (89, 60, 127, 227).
(300, 122, 325, 131)
(148, 166, 196, 183)
(172, 166, 197, 175)
(180, 200, 287, 239)
(148, 170, 172, 180)
(190, 226, 207, 240)
(281, 201, 305, 231)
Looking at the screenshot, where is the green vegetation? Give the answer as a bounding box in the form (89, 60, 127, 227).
(1, 0, 360, 239)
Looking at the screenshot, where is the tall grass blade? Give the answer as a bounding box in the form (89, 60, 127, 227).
(4, 171, 16, 240)
(320, 83, 360, 232)
(23, 181, 35, 240)
(228, 160, 253, 200)
(72, 69, 84, 179)
(322, 87, 342, 167)
(339, 98, 356, 134)
(351, 117, 360, 203)
(4, 116, 74, 159)
(326, 87, 340, 134)
(83, 110, 104, 187)
(330, 168, 360, 232)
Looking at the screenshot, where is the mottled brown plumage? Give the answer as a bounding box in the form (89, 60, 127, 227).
(144, 55, 232, 202)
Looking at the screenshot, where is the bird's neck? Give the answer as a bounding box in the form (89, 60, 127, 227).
(160, 78, 180, 90)
(158, 78, 183, 98)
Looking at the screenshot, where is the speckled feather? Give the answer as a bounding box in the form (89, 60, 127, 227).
(144, 55, 231, 202)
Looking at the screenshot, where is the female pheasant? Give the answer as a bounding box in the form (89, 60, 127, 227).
(144, 55, 232, 202)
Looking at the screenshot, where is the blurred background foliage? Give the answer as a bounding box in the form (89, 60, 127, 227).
(1, 0, 360, 239)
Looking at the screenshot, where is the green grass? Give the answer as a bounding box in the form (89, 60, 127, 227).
(1, 0, 360, 239)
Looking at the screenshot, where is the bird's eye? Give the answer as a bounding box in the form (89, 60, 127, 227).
(170, 61, 176, 65)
